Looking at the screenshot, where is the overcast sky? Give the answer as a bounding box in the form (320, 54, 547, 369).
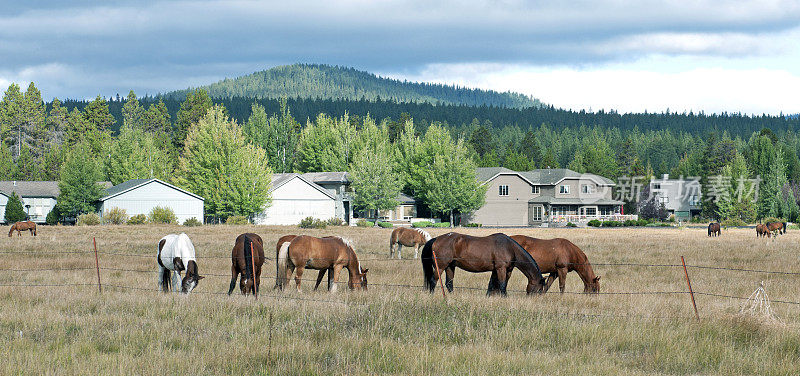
(2, 0, 799, 115)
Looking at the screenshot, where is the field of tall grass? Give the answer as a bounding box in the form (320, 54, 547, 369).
(1, 225, 799, 374)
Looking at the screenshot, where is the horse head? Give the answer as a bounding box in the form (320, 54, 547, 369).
(526, 276, 546, 294)
(349, 265, 369, 291)
(585, 276, 601, 293)
(181, 264, 204, 294)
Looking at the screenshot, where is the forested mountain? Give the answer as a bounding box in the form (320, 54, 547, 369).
(163, 64, 541, 109)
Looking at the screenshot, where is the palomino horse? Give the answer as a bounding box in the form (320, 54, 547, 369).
(157, 233, 204, 294)
(228, 233, 265, 295)
(275, 235, 368, 292)
(708, 222, 721, 237)
(389, 227, 432, 259)
(8, 221, 36, 237)
(274, 234, 334, 291)
(421, 233, 546, 296)
(756, 223, 770, 238)
(510, 235, 600, 293)
(766, 221, 787, 237)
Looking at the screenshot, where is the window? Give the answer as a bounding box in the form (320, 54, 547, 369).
(499, 185, 509, 196)
(659, 197, 669, 204)
(581, 185, 595, 194)
(559, 185, 570, 194)
(690, 195, 700, 206)
(653, 183, 661, 190)
(531, 186, 540, 194)
(584, 207, 597, 216)
(532, 206, 543, 221)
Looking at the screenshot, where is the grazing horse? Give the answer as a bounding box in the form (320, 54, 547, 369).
(275, 235, 368, 292)
(389, 227, 432, 259)
(421, 232, 546, 296)
(274, 234, 337, 291)
(510, 235, 600, 293)
(756, 224, 770, 238)
(708, 222, 721, 237)
(228, 233, 265, 295)
(766, 221, 787, 237)
(157, 233, 204, 294)
(8, 221, 36, 237)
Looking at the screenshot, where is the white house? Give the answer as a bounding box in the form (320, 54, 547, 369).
(253, 173, 336, 225)
(98, 179, 204, 224)
(0, 181, 60, 224)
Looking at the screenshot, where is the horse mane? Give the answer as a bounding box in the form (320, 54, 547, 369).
(332, 236, 355, 251)
(506, 236, 539, 271)
(415, 228, 432, 241)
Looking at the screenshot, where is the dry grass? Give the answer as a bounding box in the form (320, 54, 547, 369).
(2, 225, 800, 375)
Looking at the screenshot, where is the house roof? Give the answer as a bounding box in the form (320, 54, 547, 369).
(100, 179, 204, 201)
(528, 196, 624, 205)
(301, 171, 351, 184)
(269, 173, 336, 200)
(397, 192, 416, 204)
(476, 167, 615, 186)
(0, 181, 61, 198)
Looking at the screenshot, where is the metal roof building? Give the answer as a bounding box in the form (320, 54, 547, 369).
(98, 179, 204, 224)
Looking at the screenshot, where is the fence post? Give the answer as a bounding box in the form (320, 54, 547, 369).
(93, 237, 102, 293)
(681, 256, 699, 321)
(251, 242, 258, 300)
(431, 250, 446, 300)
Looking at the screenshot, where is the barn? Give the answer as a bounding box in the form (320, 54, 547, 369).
(253, 173, 336, 225)
(98, 179, 204, 224)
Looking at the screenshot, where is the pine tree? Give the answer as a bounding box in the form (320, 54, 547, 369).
(46, 98, 68, 145)
(103, 125, 173, 185)
(57, 142, 104, 217)
(175, 89, 213, 151)
(81, 96, 114, 155)
(121, 90, 144, 129)
(4, 192, 26, 223)
(244, 98, 300, 173)
(519, 129, 542, 168)
(1, 83, 24, 159)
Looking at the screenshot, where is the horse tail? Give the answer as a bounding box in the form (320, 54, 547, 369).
(783, 222, 788, 234)
(8, 225, 13, 237)
(275, 240, 291, 288)
(420, 238, 436, 292)
(243, 235, 253, 283)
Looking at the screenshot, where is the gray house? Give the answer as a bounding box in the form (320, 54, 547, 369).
(0, 181, 60, 224)
(465, 167, 630, 227)
(649, 174, 701, 220)
(98, 179, 204, 224)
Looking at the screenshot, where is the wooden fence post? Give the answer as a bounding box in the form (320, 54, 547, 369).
(251, 242, 258, 300)
(681, 256, 699, 321)
(431, 250, 446, 300)
(93, 237, 102, 293)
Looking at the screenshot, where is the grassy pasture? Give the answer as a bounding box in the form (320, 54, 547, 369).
(1, 225, 799, 375)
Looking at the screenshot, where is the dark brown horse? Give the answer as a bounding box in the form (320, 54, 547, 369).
(275, 235, 368, 292)
(756, 223, 770, 238)
(8, 221, 36, 237)
(766, 221, 787, 236)
(389, 227, 432, 259)
(510, 235, 600, 293)
(708, 222, 721, 237)
(227, 233, 265, 295)
(421, 232, 546, 296)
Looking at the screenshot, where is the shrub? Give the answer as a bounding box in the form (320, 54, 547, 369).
(299, 217, 327, 229)
(645, 222, 672, 227)
(637, 219, 649, 226)
(102, 207, 128, 225)
(623, 219, 638, 227)
(128, 214, 148, 225)
(412, 221, 433, 228)
(601, 220, 622, 227)
(432, 222, 450, 228)
(226, 215, 249, 225)
(721, 218, 747, 227)
(148, 206, 177, 224)
(762, 217, 785, 224)
(587, 219, 602, 227)
(355, 219, 373, 227)
(4, 192, 26, 223)
(45, 206, 60, 225)
(565, 222, 577, 228)
(76, 212, 101, 226)
(377, 221, 393, 228)
(464, 223, 482, 227)
(325, 217, 345, 226)
(183, 217, 202, 227)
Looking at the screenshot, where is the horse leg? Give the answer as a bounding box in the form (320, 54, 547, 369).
(396, 244, 402, 259)
(284, 265, 295, 290)
(313, 269, 326, 290)
(171, 270, 182, 294)
(227, 265, 238, 295)
(294, 266, 305, 292)
(158, 267, 169, 292)
(414, 244, 420, 259)
(326, 267, 335, 291)
(487, 270, 498, 296)
(330, 265, 344, 293)
(445, 266, 455, 293)
(557, 267, 568, 293)
(496, 268, 508, 296)
(543, 273, 557, 293)
(389, 242, 394, 259)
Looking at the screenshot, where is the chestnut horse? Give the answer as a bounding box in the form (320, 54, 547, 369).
(8, 221, 36, 237)
(275, 235, 368, 292)
(766, 221, 787, 236)
(389, 227, 432, 259)
(227, 233, 265, 295)
(708, 222, 721, 237)
(756, 224, 770, 238)
(421, 232, 546, 296)
(510, 235, 600, 293)
(274, 234, 330, 290)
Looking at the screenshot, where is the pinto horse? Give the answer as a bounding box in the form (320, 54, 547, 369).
(510, 235, 600, 293)
(157, 233, 204, 294)
(228, 233, 265, 295)
(389, 227, 432, 259)
(421, 233, 546, 296)
(708, 222, 721, 237)
(275, 235, 368, 292)
(766, 221, 787, 236)
(756, 223, 770, 238)
(8, 221, 36, 237)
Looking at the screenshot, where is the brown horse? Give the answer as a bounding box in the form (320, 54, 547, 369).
(227, 233, 265, 295)
(756, 223, 770, 238)
(766, 221, 787, 236)
(8, 221, 36, 237)
(510, 235, 600, 293)
(274, 234, 330, 290)
(389, 227, 432, 259)
(708, 222, 721, 237)
(275, 235, 368, 292)
(421, 232, 546, 296)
